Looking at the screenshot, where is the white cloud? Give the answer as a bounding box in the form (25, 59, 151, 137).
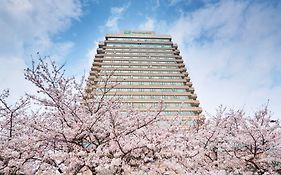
(111, 7, 125, 14)
(105, 5, 127, 31)
(0, 0, 82, 100)
(105, 17, 119, 29)
(0, 56, 36, 101)
(72, 36, 104, 81)
(168, 0, 191, 6)
(0, 0, 81, 53)
(86, 39, 102, 68)
(156, 1, 281, 119)
(138, 17, 155, 31)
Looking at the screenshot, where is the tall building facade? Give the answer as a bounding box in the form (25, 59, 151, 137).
(87, 31, 202, 125)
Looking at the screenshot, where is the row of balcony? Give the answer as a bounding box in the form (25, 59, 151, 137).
(94, 57, 184, 63)
(100, 45, 175, 51)
(121, 107, 202, 113)
(120, 99, 199, 104)
(91, 67, 188, 72)
(92, 62, 185, 67)
(97, 48, 180, 54)
(98, 42, 178, 49)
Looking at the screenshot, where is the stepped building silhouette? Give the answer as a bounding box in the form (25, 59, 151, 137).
(87, 31, 202, 125)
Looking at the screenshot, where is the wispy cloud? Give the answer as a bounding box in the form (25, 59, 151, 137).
(0, 0, 82, 100)
(168, 0, 191, 6)
(162, 1, 281, 118)
(105, 5, 127, 31)
(138, 17, 155, 31)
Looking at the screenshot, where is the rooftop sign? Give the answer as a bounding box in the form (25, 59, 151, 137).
(123, 31, 154, 35)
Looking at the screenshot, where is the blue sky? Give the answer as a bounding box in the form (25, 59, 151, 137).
(0, 0, 281, 119)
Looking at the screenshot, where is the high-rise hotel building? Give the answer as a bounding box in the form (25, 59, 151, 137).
(87, 31, 202, 125)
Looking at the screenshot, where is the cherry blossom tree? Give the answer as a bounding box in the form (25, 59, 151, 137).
(0, 89, 31, 174)
(171, 107, 281, 175)
(0, 58, 182, 174)
(0, 58, 280, 175)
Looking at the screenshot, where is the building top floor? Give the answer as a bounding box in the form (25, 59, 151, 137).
(106, 31, 171, 40)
